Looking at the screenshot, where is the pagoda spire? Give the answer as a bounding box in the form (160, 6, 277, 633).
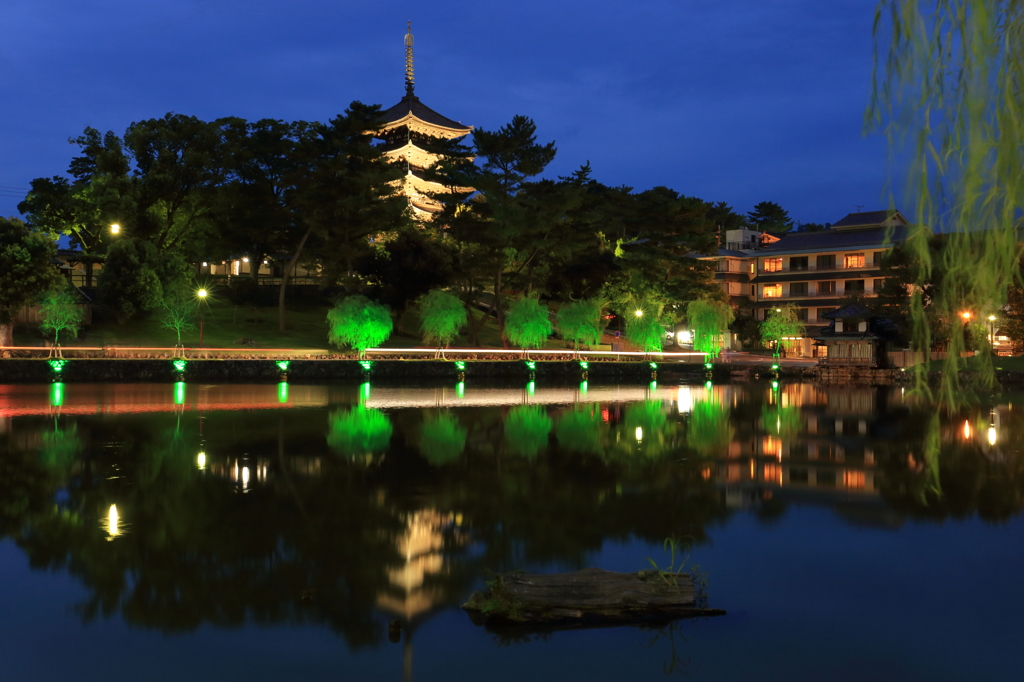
(404, 22, 415, 97)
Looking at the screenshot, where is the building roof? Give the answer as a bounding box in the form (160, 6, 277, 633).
(830, 210, 908, 230)
(757, 225, 916, 255)
(821, 303, 874, 319)
(379, 95, 472, 135)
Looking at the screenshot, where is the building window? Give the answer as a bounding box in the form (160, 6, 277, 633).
(873, 251, 883, 266)
(795, 307, 809, 321)
(818, 281, 836, 295)
(790, 256, 808, 271)
(764, 258, 782, 272)
(763, 284, 782, 298)
(790, 282, 808, 297)
(817, 254, 835, 269)
(751, 284, 756, 296)
(873, 278, 883, 292)
(844, 253, 865, 268)
(845, 280, 865, 292)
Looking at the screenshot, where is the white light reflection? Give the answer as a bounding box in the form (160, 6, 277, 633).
(988, 426, 997, 446)
(107, 504, 121, 538)
(242, 466, 250, 489)
(197, 451, 206, 471)
(677, 387, 693, 414)
(635, 426, 644, 442)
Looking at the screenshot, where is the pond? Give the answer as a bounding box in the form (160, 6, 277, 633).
(1, 380, 1022, 681)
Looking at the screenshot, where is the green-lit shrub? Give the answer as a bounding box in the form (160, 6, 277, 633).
(327, 295, 393, 357)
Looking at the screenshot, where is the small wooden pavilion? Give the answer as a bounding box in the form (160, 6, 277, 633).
(816, 303, 899, 368)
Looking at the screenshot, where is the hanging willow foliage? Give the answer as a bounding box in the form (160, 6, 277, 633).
(686, 299, 734, 360)
(870, 0, 1024, 403)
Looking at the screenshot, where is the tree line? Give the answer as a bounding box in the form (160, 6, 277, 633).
(5, 102, 778, 350)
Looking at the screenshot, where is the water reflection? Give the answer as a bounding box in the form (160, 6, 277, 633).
(2, 381, 1024, 651)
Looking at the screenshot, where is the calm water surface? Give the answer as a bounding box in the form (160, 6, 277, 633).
(1, 380, 1022, 681)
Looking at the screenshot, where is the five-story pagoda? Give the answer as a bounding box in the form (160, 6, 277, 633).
(376, 23, 473, 218)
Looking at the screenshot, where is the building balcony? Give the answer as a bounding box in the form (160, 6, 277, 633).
(759, 263, 880, 275)
(760, 290, 876, 301)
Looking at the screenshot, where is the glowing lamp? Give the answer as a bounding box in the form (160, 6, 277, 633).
(634, 309, 644, 317)
(197, 289, 208, 299)
(110, 223, 120, 234)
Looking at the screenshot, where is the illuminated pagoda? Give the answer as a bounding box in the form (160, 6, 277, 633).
(376, 23, 473, 218)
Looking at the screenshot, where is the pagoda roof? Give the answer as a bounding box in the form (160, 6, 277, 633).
(379, 94, 472, 137)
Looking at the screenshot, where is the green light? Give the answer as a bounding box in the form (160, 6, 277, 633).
(50, 382, 64, 407)
(772, 380, 779, 390)
(650, 380, 657, 391)
(704, 362, 713, 370)
(649, 362, 658, 370)
(454, 361, 466, 371)
(771, 364, 779, 371)
(580, 380, 588, 395)
(527, 381, 536, 396)
(276, 360, 290, 372)
(579, 361, 589, 370)
(359, 381, 371, 404)
(278, 382, 289, 403)
(456, 381, 465, 398)
(174, 382, 186, 405)
(705, 380, 713, 390)
(172, 359, 187, 373)
(524, 360, 537, 371)
(48, 358, 67, 373)
(359, 360, 373, 372)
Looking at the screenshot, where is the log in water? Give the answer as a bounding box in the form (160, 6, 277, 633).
(463, 567, 726, 628)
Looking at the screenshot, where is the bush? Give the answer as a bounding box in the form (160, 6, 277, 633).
(506, 296, 552, 350)
(326, 295, 392, 356)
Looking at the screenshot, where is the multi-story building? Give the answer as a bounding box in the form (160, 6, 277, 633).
(699, 210, 919, 357)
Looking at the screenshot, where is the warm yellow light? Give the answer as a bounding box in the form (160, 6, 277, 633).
(987, 426, 997, 446)
(110, 223, 120, 234)
(202, 261, 208, 267)
(242, 257, 249, 263)
(963, 420, 972, 440)
(242, 466, 250, 488)
(197, 288, 208, 299)
(634, 309, 644, 317)
(107, 504, 120, 537)
(635, 426, 643, 442)
(988, 315, 997, 321)
(197, 451, 206, 470)
(961, 311, 972, 320)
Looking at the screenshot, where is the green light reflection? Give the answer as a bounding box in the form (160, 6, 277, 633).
(580, 380, 588, 395)
(527, 381, 536, 396)
(50, 382, 64, 407)
(456, 382, 465, 399)
(278, 382, 289, 404)
(174, 382, 186, 405)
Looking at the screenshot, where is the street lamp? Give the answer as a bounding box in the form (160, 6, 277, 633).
(196, 289, 208, 348)
(110, 223, 120, 235)
(634, 309, 644, 317)
(988, 314, 997, 348)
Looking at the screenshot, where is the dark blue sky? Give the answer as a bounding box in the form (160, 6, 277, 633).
(0, 0, 893, 226)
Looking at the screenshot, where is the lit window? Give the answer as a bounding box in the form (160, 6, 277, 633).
(843, 470, 866, 489)
(764, 258, 782, 272)
(844, 253, 865, 268)
(763, 284, 782, 298)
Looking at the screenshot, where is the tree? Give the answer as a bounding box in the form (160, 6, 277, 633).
(870, 0, 1024, 400)
(39, 283, 84, 349)
(556, 299, 604, 351)
(625, 306, 664, 353)
(160, 286, 197, 350)
(284, 102, 407, 332)
(436, 115, 558, 343)
(687, 298, 734, 361)
(96, 238, 164, 323)
(326, 295, 392, 357)
(361, 229, 455, 332)
(759, 305, 803, 357)
(747, 201, 793, 236)
(418, 289, 467, 351)
(505, 296, 552, 351)
(0, 217, 61, 347)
